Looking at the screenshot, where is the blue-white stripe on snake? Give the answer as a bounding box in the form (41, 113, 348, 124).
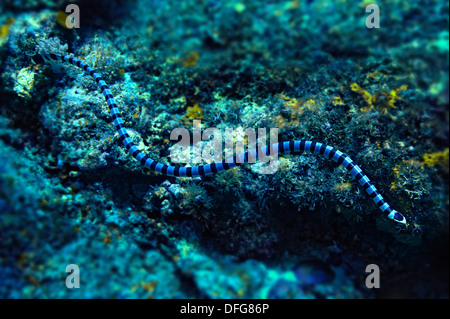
(31, 53, 407, 225)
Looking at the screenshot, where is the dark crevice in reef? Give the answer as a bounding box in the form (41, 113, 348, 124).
(75, 166, 170, 205)
(0, 97, 50, 152)
(1, 0, 447, 299)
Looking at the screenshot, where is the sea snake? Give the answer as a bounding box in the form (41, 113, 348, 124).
(31, 53, 407, 225)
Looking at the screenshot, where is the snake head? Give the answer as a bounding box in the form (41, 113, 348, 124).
(388, 210, 407, 225)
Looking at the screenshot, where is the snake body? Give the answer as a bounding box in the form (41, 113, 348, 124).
(32, 53, 407, 225)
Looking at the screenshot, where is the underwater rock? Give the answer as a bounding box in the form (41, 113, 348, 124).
(0, 0, 447, 299)
(12, 66, 35, 99)
(294, 260, 335, 286)
(268, 279, 314, 299)
(168, 183, 183, 199)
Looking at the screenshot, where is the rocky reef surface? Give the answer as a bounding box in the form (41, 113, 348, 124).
(0, 0, 448, 298)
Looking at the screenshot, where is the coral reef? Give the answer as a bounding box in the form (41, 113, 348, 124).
(0, 0, 448, 299)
